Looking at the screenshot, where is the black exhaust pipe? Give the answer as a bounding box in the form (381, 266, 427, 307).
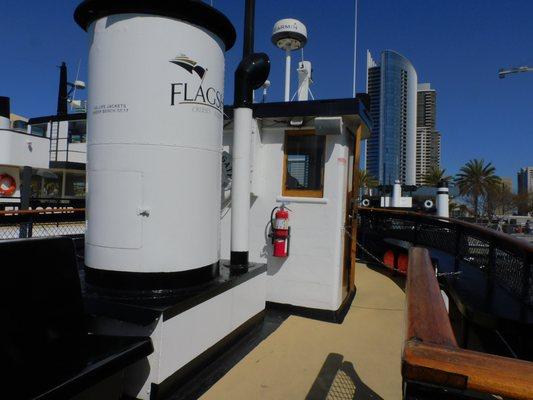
(57, 62, 68, 116)
(233, 0, 270, 108)
(234, 53, 270, 108)
(0, 96, 10, 119)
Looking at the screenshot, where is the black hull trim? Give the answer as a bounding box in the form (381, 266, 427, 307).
(266, 288, 356, 324)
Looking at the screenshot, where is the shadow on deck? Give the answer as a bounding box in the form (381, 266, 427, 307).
(167, 262, 405, 400)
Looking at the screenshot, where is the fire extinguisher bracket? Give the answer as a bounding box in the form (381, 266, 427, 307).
(270, 206, 291, 257)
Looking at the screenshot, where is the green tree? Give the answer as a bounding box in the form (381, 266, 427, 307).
(423, 166, 452, 187)
(455, 159, 501, 221)
(485, 182, 514, 217)
(357, 169, 378, 196)
(515, 192, 533, 215)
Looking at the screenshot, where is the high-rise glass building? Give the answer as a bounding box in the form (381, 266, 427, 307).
(416, 83, 441, 185)
(517, 167, 533, 215)
(518, 167, 533, 195)
(365, 50, 417, 185)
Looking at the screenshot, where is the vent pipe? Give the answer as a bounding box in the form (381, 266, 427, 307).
(391, 180, 401, 208)
(436, 180, 449, 218)
(0, 97, 10, 129)
(230, 0, 270, 270)
(57, 62, 68, 116)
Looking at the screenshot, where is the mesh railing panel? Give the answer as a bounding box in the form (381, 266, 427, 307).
(0, 211, 85, 240)
(358, 209, 533, 307)
(493, 247, 526, 300)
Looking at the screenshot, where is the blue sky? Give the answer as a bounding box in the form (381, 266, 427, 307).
(2, 0, 532, 187)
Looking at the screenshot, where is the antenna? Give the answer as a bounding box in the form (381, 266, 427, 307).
(70, 59, 82, 111)
(352, 0, 358, 97)
(262, 80, 271, 103)
(271, 18, 307, 102)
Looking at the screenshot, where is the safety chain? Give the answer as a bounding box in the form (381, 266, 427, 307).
(355, 240, 392, 270)
(436, 271, 462, 278)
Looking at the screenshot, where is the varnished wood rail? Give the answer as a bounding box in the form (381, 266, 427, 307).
(402, 247, 533, 400)
(0, 208, 85, 216)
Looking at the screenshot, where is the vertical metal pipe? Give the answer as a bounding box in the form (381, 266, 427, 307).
(230, 107, 253, 267)
(284, 49, 291, 102)
(436, 181, 449, 218)
(19, 166, 32, 238)
(391, 180, 401, 207)
(57, 62, 68, 116)
(0, 97, 10, 129)
(243, 0, 255, 57)
(230, 0, 257, 269)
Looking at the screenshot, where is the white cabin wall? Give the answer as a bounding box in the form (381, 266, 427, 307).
(0, 129, 49, 169)
(221, 122, 350, 311)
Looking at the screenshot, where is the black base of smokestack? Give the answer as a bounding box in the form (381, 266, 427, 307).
(230, 251, 249, 273)
(84, 262, 219, 304)
(0, 96, 10, 119)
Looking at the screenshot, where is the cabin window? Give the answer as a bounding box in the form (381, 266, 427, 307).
(33, 171, 63, 198)
(65, 172, 86, 197)
(283, 130, 325, 198)
(68, 120, 86, 143)
(30, 123, 48, 137)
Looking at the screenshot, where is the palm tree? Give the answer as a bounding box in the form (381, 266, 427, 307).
(455, 159, 501, 221)
(423, 166, 452, 187)
(356, 170, 378, 195)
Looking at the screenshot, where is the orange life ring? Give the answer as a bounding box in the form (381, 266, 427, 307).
(383, 249, 409, 275)
(0, 173, 17, 196)
(383, 250, 395, 270)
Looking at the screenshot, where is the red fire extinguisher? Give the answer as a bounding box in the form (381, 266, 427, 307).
(270, 206, 291, 257)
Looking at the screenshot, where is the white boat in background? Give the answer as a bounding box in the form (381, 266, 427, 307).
(0, 83, 86, 208)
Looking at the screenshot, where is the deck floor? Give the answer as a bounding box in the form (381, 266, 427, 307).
(200, 263, 406, 400)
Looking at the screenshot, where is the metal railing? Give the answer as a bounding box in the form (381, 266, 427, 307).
(403, 247, 533, 400)
(0, 208, 85, 240)
(0, 197, 85, 211)
(357, 207, 533, 307)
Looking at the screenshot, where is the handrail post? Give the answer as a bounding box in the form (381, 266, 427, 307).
(487, 238, 496, 278)
(521, 251, 532, 306)
(454, 225, 462, 272)
(18, 166, 32, 238)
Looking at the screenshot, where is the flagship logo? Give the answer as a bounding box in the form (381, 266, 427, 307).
(170, 54, 206, 78)
(169, 53, 223, 114)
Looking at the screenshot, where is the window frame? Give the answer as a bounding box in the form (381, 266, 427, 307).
(67, 120, 87, 144)
(282, 129, 326, 198)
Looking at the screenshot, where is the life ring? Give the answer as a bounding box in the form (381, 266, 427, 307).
(424, 199, 434, 209)
(0, 173, 16, 196)
(383, 250, 408, 275)
(361, 198, 370, 207)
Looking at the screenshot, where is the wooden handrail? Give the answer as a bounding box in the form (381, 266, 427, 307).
(402, 247, 533, 399)
(403, 341, 533, 400)
(0, 208, 85, 216)
(359, 207, 533, 254)
(405, 247, 457, 347)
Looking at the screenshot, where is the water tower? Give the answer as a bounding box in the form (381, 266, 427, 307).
(271, 18, 307, 101)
